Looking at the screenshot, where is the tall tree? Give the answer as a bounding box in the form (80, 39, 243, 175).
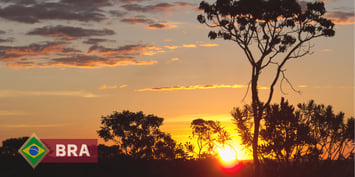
(197, 0, 335, 170)
(97, 110, 184, 160)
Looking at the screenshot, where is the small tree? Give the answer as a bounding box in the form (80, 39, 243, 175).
(97, 110, 184, 160)
(197, 0, 335, 170)
(189, 118, 231, 158)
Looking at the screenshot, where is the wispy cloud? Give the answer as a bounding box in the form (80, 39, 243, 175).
(120, 84, 128, 88)
(121, 16, 177, 29)
(135, 84, 249, 92)
(121, 2, 191, 13)
(27, 25, 115, 40)
(171, 57, 179, 61)
(199, 43, 219, 47)
(326, 11, 355, 25)
(0, 1, 108, 24)
(98, 84, 117, 90)
(164, 43, 219, 50)
(182, 44, 197, 48)
(0, 90, 100, 98)
(0, 42, 159, 68)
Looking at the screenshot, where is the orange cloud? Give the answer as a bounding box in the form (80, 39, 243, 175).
(325, 11, 355, 25)
(120, 84, 128, 88)
(199, 43, 219, 47)
(171, 57, 179, 61)
(165, 45, 180, 49)
(135, 84, 248, 92)
(182, 44, 197, 48)
(98, 84, 117, 90)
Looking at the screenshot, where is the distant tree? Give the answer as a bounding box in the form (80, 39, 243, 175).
(189, 118, 231, 158)
(97, 110, 185, 160)
(0, 137, 28, 157)
(197, 0, 335, 170)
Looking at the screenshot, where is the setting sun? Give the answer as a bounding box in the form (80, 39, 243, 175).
(218, 146, 237, 162)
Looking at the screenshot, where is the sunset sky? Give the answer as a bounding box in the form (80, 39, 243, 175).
(0, 0, 353, 160)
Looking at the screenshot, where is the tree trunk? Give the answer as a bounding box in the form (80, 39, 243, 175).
(251, 66, 261, 177)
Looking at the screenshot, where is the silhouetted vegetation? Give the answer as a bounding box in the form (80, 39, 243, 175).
(185, 118, 231, 158)
(197, 0, 335, 172)
(232, 98, 354, 165)
(0, 102, 354, 177)
(0, 136, 28, 157)
(97, 110, 185, 160)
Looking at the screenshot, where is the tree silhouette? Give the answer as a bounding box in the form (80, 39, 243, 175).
(197, 0, 335, 170)
(297, 101, 354, 160)
(259, 98, 316, 164)
(188, 118, 231, 158)
(0, 137, 28, 157)
(97, 110, 184, 160)
(233, 99, 354, 164)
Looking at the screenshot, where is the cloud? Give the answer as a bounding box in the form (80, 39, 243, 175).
(325, 11, 355, 25)
(171, 57, 179, 61)
(27, 25, 115, 40)
(199, 43, 219, 47)
(182, 44, 197, 48)
(297, 85, 308, 88)
(0, 90, 100, 98)
(0, 38, 13, 43)
(109, 10, 126, 17)
(87, 44, 163, 56)
(60, 0, 112, 7)
(135, 84, 248, 92)
(121, 16, 154, 24)
(120, 84, 128, 88)
(121, 16, 177, 29)
(0, 41, 158, 68)
(121, 2, 192, 13)
(165, 45, 180, 49)
(0, 2, 106, 24)
(41, 55, 157, 68)
(83, 38, 114, 45)
(0, 41, 78, 61)
(98, 84, 117, 90)
(146, 23, 177, 29)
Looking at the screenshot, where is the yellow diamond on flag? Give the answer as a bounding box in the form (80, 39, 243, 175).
(22, 143, 46, 158)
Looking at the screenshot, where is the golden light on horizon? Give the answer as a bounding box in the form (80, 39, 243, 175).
(216, 145, 238, 168)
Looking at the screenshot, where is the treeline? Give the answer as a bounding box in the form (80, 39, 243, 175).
(1, 99, 354, 163)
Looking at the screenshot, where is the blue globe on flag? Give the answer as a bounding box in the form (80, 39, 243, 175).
(29, 146, 39, 156)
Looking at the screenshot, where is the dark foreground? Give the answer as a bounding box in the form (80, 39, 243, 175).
(1, 157, 353, 177)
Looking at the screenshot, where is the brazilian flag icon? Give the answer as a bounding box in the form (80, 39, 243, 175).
(18, 133, 49, 168)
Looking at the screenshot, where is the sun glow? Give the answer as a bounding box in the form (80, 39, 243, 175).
(216, 146, 243, 173)
(218, 146, 237, 162)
